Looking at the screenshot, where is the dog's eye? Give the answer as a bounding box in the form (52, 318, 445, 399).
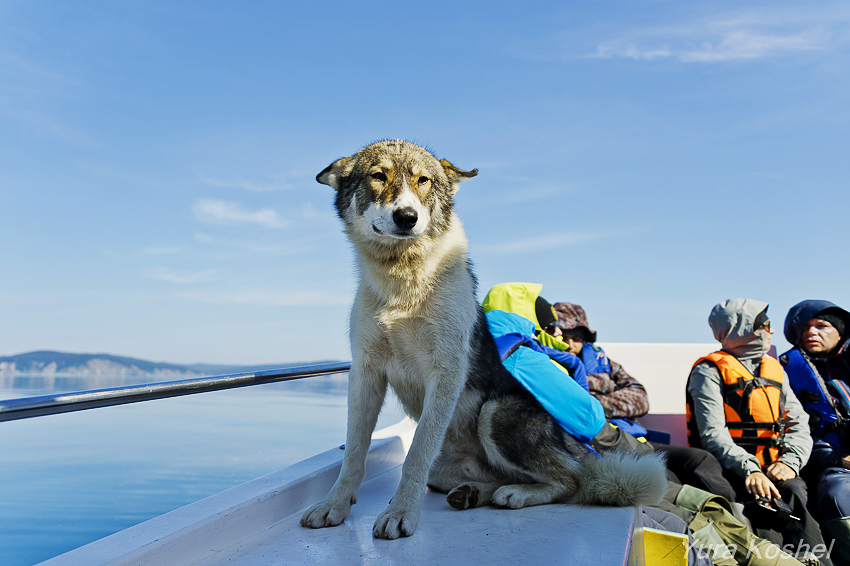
(417, 176, 429, 186)
(370, 172, 387, 182)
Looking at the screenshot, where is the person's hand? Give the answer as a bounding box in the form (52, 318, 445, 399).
(765, 462, 796, 482)
(745, 471, 781, 499)
(842, 455, 850, 470)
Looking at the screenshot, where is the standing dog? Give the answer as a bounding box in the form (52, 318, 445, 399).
(300, 140, 666, 539)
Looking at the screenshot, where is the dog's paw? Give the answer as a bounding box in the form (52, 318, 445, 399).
(372, 503, 420, 539)
(299, 497, 353, 529)
(446, 483, 480, 510)
(491, 485, 537, 509)
(492, 483, 563, 509)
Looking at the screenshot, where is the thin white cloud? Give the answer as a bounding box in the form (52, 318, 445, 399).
(145, 267, 218, 285)
(0, 50, 99, 147)
(588, 9, 845, 63)
(193, 231, 313, 257)
(476, 231, 600, 255)
(200, 175, 291, 192)
(193, 199, 288, 229)
(682, 29, 825, 62)
(176, 288, 352, 307)
(475, 184, 572, 209)
(139, 245, 185, 257)
(0, 105, 99, 147)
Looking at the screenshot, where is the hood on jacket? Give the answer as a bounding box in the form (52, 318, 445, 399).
(783, 299, 850, 346)
(708, 298, 771, 360)
(482, 282, 567, 352)
(482, 282, 544, 330)
(485, 309, 536, 340)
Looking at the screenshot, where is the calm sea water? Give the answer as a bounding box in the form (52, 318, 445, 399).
(0, 373, 405, 566)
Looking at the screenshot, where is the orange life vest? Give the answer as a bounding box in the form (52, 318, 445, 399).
(686, 351, 787, 468)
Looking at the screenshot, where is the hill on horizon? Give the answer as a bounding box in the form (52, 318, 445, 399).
(0, 350, 329, 377)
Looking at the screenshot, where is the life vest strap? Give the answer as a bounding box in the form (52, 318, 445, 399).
(731, 436, 784, 448)
(726, 421, 783, 432)
(723, 376, 784, 394)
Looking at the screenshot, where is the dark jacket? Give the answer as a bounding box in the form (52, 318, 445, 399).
(781, 299, 850, 474)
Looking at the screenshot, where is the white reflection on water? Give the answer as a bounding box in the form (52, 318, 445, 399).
(0, 374, 405, 566)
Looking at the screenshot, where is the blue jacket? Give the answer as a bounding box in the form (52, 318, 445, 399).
(486, 310, 606, 443)
(580, 342, 611, 375)
(578, 343, 648, 438)
(782, 347, 845, 449)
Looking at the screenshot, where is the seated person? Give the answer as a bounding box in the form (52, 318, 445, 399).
(554, 301, 737, 503)
(781, 300, 850, 565)
(553, 302, 649, 420)
(481, 282, 649, 455)
(686, 298, 831, 565)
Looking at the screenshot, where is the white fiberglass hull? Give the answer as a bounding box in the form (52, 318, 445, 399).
(39, 418, 644, 566)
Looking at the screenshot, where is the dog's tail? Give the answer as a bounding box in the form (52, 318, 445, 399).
(569, 451, 668, 507)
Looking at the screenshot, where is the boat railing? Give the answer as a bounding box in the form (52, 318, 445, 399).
(0, 361, 352, 422)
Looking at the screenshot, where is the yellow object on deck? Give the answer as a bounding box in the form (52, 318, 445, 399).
(642, 527, 689, 566)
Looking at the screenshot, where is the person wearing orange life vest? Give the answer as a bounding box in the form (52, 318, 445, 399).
(687, 299, 831, 565)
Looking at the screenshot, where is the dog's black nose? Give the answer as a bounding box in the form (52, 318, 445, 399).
(393, 207, 418, 231)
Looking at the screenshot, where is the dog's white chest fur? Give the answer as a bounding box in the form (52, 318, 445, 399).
(355, 275, 474, 422)
(380, 321, 432, 420)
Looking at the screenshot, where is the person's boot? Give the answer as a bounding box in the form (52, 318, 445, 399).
(822, 517, 850, 566)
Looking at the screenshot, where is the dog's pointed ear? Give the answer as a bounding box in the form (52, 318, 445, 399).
(317, 156, 355, 191)
(440, 159, 478, 193)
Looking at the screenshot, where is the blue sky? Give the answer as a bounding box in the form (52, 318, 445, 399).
(1, 1, 848, 365)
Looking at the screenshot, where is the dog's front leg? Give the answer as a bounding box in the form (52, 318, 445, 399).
(300, 367, 387, 529)
(373, 372, 464, 539)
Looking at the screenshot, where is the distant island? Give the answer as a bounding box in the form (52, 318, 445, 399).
(0, 350, 331, 378)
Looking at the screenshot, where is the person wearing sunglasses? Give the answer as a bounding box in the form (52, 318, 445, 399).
(686, 299, 831, 565)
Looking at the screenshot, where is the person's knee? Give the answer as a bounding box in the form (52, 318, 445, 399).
(776, 477, 808, 503)
(817, 468, 850, 519)
(692, 449, 723, 472)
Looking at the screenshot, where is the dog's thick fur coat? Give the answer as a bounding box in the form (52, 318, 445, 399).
(299, 141, 666, 539)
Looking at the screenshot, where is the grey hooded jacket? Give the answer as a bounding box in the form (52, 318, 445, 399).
(687, 299, 812, 479)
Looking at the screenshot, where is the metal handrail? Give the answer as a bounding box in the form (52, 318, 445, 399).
(0, 361, 351, 422)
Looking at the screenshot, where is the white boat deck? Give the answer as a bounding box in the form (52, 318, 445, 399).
(40, 419, 643, 566)
(40, 343, 717, 566)
(201, 457, 640, 566)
